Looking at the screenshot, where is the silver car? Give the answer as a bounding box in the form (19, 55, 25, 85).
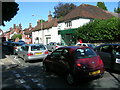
(46, 42, 63, 52)
(17, 44, 49, 61)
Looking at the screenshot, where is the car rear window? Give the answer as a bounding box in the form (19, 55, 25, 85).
(31, 45, 46, 51)
(74, 48, 97, 59)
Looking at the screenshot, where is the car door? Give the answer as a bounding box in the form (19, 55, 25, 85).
(49, 48, 63, 73)
(95, 45, 112, 69)
(58, 49, 71, 74)
(112, 45, 120, 71)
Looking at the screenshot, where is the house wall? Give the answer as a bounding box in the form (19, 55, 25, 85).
(57, 18, 92, 45)
(32, 27, 61, 45)
(72, 18, 91, 28)
(47, 27, 61, 44)
(32, 31, 42, 44)
(57, 18, 91, 30)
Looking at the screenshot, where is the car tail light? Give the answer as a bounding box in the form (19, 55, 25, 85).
(99, 59, 103, 65)
(76, 63, 82, 67)
(76, 63, 86, 69)
(44, 51, 49, 54)
(56, 46, 58, 48)
(14, 47, 17, 49)
(27, 53, 33, 56)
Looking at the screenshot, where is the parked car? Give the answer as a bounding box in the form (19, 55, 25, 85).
(94, 44, 120, 72)
(18, 40, 25, 45)
(46, 42, 63, 52)
(43, 46, 104, 85)
(11, 42, 24, 55)
(17, 44, 49, 62)
(3, 41, 10, 46)
(75, 43, 95, 49)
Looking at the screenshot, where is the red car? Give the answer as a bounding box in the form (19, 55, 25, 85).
(43, 46, 104, 85)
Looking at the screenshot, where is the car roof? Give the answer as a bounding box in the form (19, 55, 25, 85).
(98, 43, 120, 46)
(23, 44, 44, 46)
(59, 46, 90, 50)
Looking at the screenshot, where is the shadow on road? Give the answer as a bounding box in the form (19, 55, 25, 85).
(2, 63, 101, 89)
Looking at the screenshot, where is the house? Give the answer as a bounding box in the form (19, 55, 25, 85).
(32, 12, 60, 45)
(3, 24, 23, 41)
(57, 4, 113, 46)
(22, 23, 34, 44)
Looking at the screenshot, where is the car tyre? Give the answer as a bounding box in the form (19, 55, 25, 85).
(51, 47, 54, 52)
(66, 73, 76, 85)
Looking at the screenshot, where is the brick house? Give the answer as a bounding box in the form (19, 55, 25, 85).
(4, 24, 23, 41)
(22, 23, 34, 44)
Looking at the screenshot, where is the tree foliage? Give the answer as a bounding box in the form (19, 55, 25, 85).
(114, 7, 120, 13)
(97, 2, 108, 11)
(2, 2, 19, 26)
(53, 2, 77, 18)
(76, 17, 120, 41)
(11, 34, 22, 40)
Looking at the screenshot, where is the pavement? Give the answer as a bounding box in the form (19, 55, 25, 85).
(0, 55, 18, 70)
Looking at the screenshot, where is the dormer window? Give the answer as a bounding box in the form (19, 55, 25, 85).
(65, 21, 72, 27)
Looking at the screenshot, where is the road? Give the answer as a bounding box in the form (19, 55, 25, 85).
(1, 54, 120, 90)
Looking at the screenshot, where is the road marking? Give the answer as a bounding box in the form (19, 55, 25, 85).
(26, 74, 32, 77)
(12, 70, 17, 74)
(22, 84, 32, 90)
(15, 74, 21, 78)
(21, 70, 26, 73)
(37, 84, 46, 89)
(18, 79, 26, 84)
(31, 78, 39, 83)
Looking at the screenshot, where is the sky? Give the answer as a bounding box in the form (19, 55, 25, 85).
(0, 1, 119, 32)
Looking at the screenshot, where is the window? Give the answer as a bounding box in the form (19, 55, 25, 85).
(74, 48, 97, 59)
(65, 21, 72, 27)
(31, 45, 46, 51)
(51, 49, 63, 57)
(62, 49, 70, 59)
(21, 46, 29, 51)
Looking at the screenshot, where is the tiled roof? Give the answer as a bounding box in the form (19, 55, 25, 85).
(24, 27, 34, 35)
(59, 4, 113, 22)
(33, 18, 58, 32)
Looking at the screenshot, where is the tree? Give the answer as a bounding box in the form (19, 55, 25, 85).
(1, 2, 19, 26)
(97, 2, 108, 11)
(114, 7, 120, 13)
(76, 17, 120, 42)
(53, 2, 77, 18)
(11, 34, 22, 40)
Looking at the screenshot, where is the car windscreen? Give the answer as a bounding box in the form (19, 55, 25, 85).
(31, 45, 46, 51)
(74, 48, 97, 59)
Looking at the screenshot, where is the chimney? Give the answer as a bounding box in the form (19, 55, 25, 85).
(10, 27, 13, 31)
(13, 24, 16, 29)
(48, 11, 53, 22)
(19, 24, 22, 29)
(37, 20, 40, 25)
(29, 23, 32, 28)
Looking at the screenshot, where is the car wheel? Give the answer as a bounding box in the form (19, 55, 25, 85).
(43, 63, 49, 72)
(51, 48, 54, 52)
(66, 73, 75, 85)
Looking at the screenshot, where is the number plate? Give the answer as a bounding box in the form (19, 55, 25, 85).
(89, 70, 100, 76)
(116, 58, 120, 64)
(35, 52, 42, 55)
